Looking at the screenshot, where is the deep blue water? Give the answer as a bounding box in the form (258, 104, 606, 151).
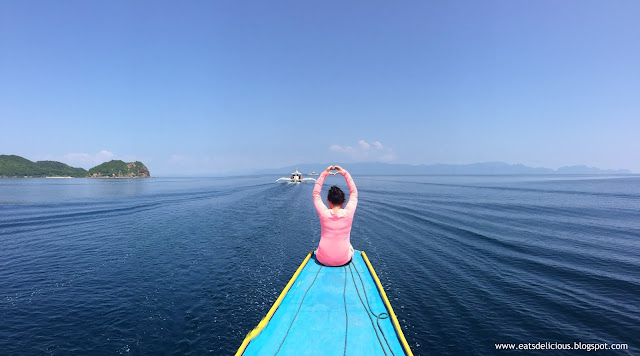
(0, 175, 638, 355)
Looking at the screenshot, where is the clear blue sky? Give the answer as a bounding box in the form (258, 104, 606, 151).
(1, 1, 638, 175)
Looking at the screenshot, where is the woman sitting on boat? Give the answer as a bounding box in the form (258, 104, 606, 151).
(312, 165, 358, 266)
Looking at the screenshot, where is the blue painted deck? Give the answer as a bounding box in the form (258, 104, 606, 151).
(242, 251, 406, 356)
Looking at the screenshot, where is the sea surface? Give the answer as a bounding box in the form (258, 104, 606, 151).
(0, 175, 638, 355)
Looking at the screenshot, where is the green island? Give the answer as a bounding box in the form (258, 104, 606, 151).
(0, 155, 150, 178)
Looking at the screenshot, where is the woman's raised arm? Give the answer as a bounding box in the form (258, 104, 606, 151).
(312, 166, 333, 213)
(335, 166, 358, 213)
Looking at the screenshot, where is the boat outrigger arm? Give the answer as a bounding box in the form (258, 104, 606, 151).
(275, 169, 316, 183)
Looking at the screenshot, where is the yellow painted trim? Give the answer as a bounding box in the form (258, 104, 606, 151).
(235, 251, 313, 356)
(361, 251, 414, 356)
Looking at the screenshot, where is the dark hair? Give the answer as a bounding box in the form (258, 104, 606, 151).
(327, 185, 345, 206)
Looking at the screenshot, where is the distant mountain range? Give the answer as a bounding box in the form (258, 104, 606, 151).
(258, 162, 633, 175)
(0, 155, 150, 178)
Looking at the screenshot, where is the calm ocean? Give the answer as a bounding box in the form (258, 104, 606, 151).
(0, 175, 638, 355)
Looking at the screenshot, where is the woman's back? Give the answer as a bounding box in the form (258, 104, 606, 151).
(312, 167, 358, 266)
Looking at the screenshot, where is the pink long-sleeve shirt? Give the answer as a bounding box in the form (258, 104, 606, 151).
(313, 170, 358, 266)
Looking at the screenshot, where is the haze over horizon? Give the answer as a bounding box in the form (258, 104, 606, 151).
(2, 1, 638, 175)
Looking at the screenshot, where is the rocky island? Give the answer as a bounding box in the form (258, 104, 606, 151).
(0, 155, 150, 178)
(87, 160, 150, 178)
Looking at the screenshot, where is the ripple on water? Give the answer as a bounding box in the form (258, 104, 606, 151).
(0, 176, 638, 355)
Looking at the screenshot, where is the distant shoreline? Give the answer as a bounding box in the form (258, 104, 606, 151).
(1, 176, 152, 179)
(0, 155, 151, 178)
(257, 162, 634, 176)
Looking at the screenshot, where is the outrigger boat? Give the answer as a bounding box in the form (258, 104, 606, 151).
(275, 169, 316, 183)
(236, 250, 413, 356)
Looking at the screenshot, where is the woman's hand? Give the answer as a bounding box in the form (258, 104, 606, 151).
(326, 165, 343, 175)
